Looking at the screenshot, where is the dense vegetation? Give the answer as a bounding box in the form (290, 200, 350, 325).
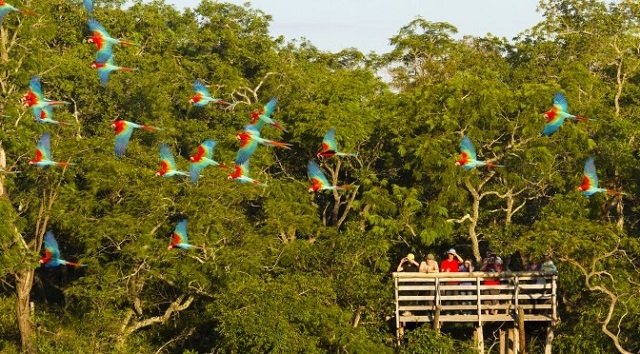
(0, 0, 639, 352)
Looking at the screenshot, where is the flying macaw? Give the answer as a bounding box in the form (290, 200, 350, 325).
(22, 76, 71, 122)
(29, 133, 74, 167)
(250, 97, 287, 132)
(307, 160, 354, 193)
(0, 0, 35, 26)
(40, 231, 86, 268)
(167, 219, 202, 250)
(156, 143, 188, 178)
(189, 79, 230, 107)
(112, 119, 161, 156)
(455, 135, 503, 170)
(91, 52, 137, 85)
(33, 105, 73, 126)
(317, 128, 358, 158)
(227, 160, 267, 186)
(578, 157, 620, 197)
(234, 125, 291, 165)
(83, 0, 92, 14)
(542, 92, 594, 136)
(189, 139, 226, 184)
(87, 18, 138, 58)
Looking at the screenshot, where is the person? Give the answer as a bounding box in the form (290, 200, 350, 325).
(419, 253, 440, 273)
(541, 253, 557, 273)
(397, 253, 420, 272)
(480, 250, 503, 315)
(419, 253, 439, 309)
(440, 248, 463, 310)
(458, 259, 474, 314)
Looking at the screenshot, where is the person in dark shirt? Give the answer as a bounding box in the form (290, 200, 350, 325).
(397, 253, 420, 272)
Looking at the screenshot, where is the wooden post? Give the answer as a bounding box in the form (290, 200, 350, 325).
(474, 325, 485, 354)
(433, 305, 442, 332)
(507, 325, 516, 354)
(499, 328, 506, 354)
(544, 325, 554, 354)
(518, 307, 526, 354)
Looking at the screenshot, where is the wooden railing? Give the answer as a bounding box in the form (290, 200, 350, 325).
(393, 271, 558, 326)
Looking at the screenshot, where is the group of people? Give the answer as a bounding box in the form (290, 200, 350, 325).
(397, 248, 557, 315)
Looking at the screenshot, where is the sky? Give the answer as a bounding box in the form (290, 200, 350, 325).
(166, 0, 545, 54)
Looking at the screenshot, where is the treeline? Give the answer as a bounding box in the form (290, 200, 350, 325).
(0, 0, 639, 353)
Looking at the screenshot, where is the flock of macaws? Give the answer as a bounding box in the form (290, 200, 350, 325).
(4, 0, 617, 268)
(455, 91, 620, 197)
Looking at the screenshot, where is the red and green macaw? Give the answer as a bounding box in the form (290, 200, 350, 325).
(91, 52, 137, 85)
(29, 133, 74, 167)
(87, 18, 138, 58)
(33, 105, 73, 126)
(578, 157, 620, 197)
(167, 219, 203, 250)
(189, 139, 226, 184)
(22, 76, 71, 124)
(112, 119, 161, 156)
(455, 135, 503, 170)
(250, 97, 287, 132)
(227, 160, 267, 187)
(307, 160, 354, 193)
(0, 0, 35, 26)
(40, 231, 86, 268)
(542, 92, 594, 136)
(317, 128, 357, 158)
(156, 143, 188, 178)
(189, 79, 231, 107)
(235, 124, 291, 165)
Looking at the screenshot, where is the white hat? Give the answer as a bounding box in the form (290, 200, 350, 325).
(447, 248, 456, 254)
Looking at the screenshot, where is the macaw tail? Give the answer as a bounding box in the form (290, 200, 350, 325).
(141, 125, 162, 131)
(67, 262, 87, 268)
(337, 183, 358, 190)
(20, 9, 37, 16)
(56, 162, 75, 167)
(57, 121, 74, 126)
(271, 121, 288, 133)
(266, 140, 292, 149)
(337, 152, 359, 157)
(50, 100, 71, 106)
(216, 100, 230, 105)
(574, 115, 595, 122)
(252, 179, 268, 187)
(120, 67, 138, 72)
(485, 163, 504, 169)
(606, 190, 625, 196)
(120, 41, 140, 46)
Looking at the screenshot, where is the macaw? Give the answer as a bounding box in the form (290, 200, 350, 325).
(40, 231, 86, 268)
(578, 157, 619, 197)
(22, 76, 71, 122)
(87, 18, 138, 58)
(0, 0, 35, 26)
(317, 128, 358, 158)
(83, 0, 92, 14)
(91, 52, 137, 85)
(167, 219, 202, 250)
(455, 135, 503, 170)
(29, 133, 74, 167)
(227, 160, 267, 186)
(156, 143, 188, 178)
(250, 97, 287, 132)
(307, 160, 354, 193)
(235, 124, 291, 165)
(542, 92, 594, 136)
(112, 119, 161, 156)
(189, 139, 226, 184)
(33, 105, 73, 126)
(189, 79, 230, 107)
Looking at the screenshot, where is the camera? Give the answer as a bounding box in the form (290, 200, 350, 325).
(487, 256, 496, 265)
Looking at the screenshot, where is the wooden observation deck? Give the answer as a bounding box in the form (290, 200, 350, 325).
(393, 271, 558, 353)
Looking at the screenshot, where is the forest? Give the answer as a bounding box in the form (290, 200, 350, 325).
(0, 0, 639, 353)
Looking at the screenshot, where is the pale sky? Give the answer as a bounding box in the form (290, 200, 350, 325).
(166, 0, 545, 53)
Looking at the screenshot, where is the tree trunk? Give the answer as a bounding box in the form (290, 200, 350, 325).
(15, 270, 35, 354)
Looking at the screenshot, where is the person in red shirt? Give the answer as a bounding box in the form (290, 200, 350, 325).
(440, 248, 463, 310)
(480, 250, 503, 315)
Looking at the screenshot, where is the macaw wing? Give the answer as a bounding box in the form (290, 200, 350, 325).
(36, 133, 51, 160)
(193, 79, 211, 97)
(88, 18, 110, 38)
(173, 219, 188, 244)
(583, 157, 599, 188)
(322, 128, 338, 151)
(159, 143, 178, 170)
(98, 67, 111, 85)
(44, 230, 61, 261)
(460, 135, 477, 160)
(235, 139, 258, 165)
(95, 51, 112, 64)
(114, 123, 134, 156)
(250, 119, 266, 132)
(542, 118, 564, 136)
(553, 92, 569, 113)
(238, 160, 251, 176)
(28, 76, 44, 101)
(262, 97, 277, 118)
(199, 139, 217, 159)
(189, 161, 206, 183)
(307, 160, 330, 186)
(83, 0, 93, 13)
